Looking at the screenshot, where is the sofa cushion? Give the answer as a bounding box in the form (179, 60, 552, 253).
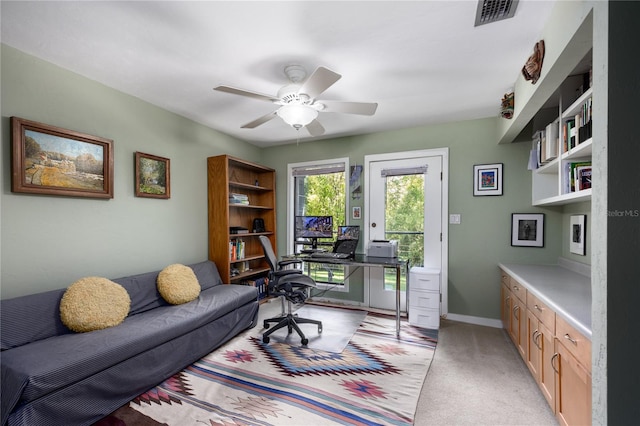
(60, 277, 131, 332)
(157, 264, 201, 304)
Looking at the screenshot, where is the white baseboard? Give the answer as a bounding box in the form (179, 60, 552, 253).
(444, 313, 502, 329)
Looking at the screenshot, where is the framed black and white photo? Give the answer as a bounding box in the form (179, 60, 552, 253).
(473, 163, 503, 196)
(570, 214, 586, 255)
(511, 213, 544, 247)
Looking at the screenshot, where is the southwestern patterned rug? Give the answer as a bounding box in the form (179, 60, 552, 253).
(101, 306, 438, 426)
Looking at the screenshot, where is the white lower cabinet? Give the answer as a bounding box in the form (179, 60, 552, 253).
(408, 267, 440, 329)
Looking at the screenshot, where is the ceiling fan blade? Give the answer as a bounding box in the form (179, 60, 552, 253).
(305, 119, 325, 137)
(214, 85, 279, 103)
(298, 67, 341, 99)
(241, 110, 278, 129)
(319, 100, 378, 115)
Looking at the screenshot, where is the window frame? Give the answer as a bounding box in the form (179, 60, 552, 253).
(287, 157, 350, 291)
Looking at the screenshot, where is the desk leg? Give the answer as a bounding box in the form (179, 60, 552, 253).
(396, 266, 401, 338)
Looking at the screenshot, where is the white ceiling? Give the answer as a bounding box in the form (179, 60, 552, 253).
(1, 1, 556, 147)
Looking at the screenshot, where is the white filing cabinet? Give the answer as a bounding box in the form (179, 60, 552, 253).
(408, 267, 440, 329)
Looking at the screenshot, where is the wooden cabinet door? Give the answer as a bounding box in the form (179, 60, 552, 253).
(526, 309, 541, 379)
(539, 320, 556, 410)
(517, 299, 527, 359)
(501, 283, 511, 331)
(555, 340, 592, 426)
(510, 297, 526, 358)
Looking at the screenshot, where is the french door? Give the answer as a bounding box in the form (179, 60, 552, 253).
(364, 150, 447, 313)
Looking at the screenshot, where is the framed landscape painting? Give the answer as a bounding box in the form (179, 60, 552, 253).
(135, 152, 170, 199)
(11, 117, 114, 198)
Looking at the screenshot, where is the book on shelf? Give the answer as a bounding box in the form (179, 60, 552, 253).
(532, 130, 545, 168)
(229, 238, 245, 260)
(576, 165, 592, 191)
(562, 118, 577, 152)
(229, 193, 249, 205)
(230, 226, 249, 234)
(564, 161, 592, 193)
(242, 277, 268, 300)
(544, 121, 559, 162)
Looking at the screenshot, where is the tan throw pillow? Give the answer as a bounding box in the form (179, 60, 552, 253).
(157, 264, 201, 305)
(60, 277, 131, 333)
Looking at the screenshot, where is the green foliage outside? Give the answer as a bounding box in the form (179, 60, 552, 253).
(300, 171, 425, 291)
(385, 175, 425, 267)
(298, 172, 346, 232)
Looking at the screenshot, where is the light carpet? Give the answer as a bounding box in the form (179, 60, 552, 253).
(119, 306, 438, 426)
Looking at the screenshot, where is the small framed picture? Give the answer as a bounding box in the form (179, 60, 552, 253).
(570, 215, 586, 255)
(135, 152, 170, 199)
(511, 213, 544, 247)
(352, 206, 361, 220)
(473, 163, 503, 196)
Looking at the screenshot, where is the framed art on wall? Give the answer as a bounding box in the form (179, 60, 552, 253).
(135, 152, 170, 199)
(473, 163, 503, 196)
(570, 214, 586, 255)
(511, 213, 544, 247)
(11, 117, 114, 198)
(352, 206, 361, 220)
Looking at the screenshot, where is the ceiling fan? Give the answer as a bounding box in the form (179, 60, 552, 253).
(213, 65, 378, 137)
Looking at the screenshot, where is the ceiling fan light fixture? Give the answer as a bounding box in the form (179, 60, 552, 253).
(277, 104, 318, 129)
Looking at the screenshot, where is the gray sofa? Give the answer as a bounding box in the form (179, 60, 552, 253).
(1, 260, 259, 426)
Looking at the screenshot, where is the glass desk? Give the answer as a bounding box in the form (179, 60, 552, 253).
(283, 253, 408, 337)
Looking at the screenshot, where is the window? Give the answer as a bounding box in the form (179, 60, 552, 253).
(288, 158, 349, 290)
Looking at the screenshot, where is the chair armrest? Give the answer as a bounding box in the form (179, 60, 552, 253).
(273, 269, 303, 278)
(277, 259, 302, 269)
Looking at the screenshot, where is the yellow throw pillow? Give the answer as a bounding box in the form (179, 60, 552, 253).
(60, 277, 131, 333)
(157, 264, 201, 305)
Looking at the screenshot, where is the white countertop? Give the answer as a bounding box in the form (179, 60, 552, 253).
(499, 262, 591, 339)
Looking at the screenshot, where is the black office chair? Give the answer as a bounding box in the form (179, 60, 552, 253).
(259, 236, 322, 345)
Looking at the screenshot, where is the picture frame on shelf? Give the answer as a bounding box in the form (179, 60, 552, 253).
(511, 213, 544, 247)
(135, 152, 170, 199)
(570, 214, 586, 255)
(10, 116, 114, 198)
(473, 163, 503, 196)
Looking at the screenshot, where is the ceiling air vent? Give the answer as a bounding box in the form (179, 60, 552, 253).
(474, 0, 519, 26)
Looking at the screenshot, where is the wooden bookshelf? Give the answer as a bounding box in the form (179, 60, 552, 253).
(207, 155, 276, 283)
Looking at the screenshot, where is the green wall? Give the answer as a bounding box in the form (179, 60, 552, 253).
(262, 119, 565, 320)
(1, 43, 584, 322)
(1, 44, 260, 299)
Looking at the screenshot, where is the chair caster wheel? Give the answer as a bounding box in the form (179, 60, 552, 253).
(318, 326, 323, 333)
(301, 338, 309, 345)
(264, 321, 270, 329)
(263, 336, 270, 343)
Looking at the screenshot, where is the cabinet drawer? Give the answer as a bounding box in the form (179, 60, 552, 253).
(509, 277, 527, 302)
(501, 270, 510, 286)
(410, 290, 439, 310)
(556, 315, 591, 370)
(410, 270, 440, 291)
(527, 291, 555, 331)
(409, 306, 440, 329)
